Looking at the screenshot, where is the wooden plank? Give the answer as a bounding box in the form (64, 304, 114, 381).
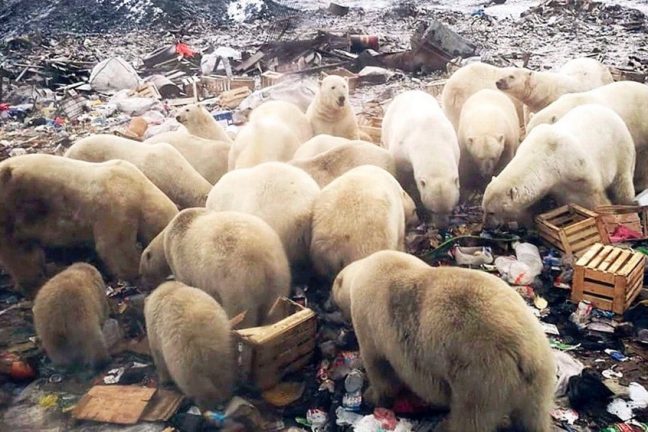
(537, 223, 561, 242)
(576, 243, 603, 266)
(569, 231, 602, 253)
(583, 268, 615, 285)
(564, 218, 596, 235)
(572, 204, 599, 218)
(619, 252, 644, 276)
(613, 275, 627, 314)
(609, 249, 631, 273)
(588, 245, 614, 269)
(72, 386, 156, 425)
(237, 308, 316, 345)
(599, 247, 622, 271)
(559, 230, 572, 255)
(550, 214, 578, 227)
(537, 205, 571, 221)
(581, 280, 615, 298)
(581, 293, 613, 311)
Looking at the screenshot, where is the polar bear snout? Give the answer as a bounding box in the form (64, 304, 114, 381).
(337, 96, 346, 106)
(495, 78, 509, 90)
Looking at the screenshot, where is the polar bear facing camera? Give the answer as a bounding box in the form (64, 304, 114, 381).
(483, 104, 635, 227)
(332, 250, 555, 432)
(306, 75, 360, 140)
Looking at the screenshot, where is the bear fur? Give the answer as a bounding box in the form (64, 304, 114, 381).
(139, 209, 291, 328)
(291, 142, 397, 188)
(293, 135, 374, 159)
(205, 162, 320, 268)
(527, 81, 648, 190)
(440, 62, 525, 131)
(0, 154, 178, 296)
(65, 134, 212, 209)
(483, 104, 635, 227)
(495, 57, 613, 113)
(382, 90, 460, 228)
(175, 104, 232, 144)
(33, 263, 110, 368)
(458, 89, 520, 196)
(306, 76, 360, 140)
(229, 117, 302, 170)
(310, 165, 417, 278)
(145, 281, 233, 409)
(248, 100, 313, 144)
(331, 250, 556, 432)
(145, 131, 229, 184)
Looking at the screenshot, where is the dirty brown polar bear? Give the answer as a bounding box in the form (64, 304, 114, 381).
(0, 154, 178, 296)
(33, 263, 110, 369)
(139, 209, 291, 328)
(145, 281, 233, 409)
(332, 250, 555, 432)
(65, 134, 212, 209)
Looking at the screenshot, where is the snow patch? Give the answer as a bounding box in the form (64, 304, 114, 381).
(227, 0, 265, 22)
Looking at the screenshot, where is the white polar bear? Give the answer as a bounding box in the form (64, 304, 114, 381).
(458, 89, 520, 196)
(527, 81, 648, 190)
(175, 104, 232, 144)
(382, 90, 460, 228)
(206, 162, 320, 268)
(306, 75, 360, 140)
(496, 57, 613, 113)
(310, 165, 417, 278)
(145, 131, 230, 184)
(291, 142, 397, 188)
(229, 118, 301, 170)
(293, 134, 372, 160)
(483, 104, 635, 227)
(440, 62, 525, 131)
(248, 100, 313, 144)
(65, 134, 212, 209)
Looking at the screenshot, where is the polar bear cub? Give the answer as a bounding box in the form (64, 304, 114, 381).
(382, 90, 460, 228)
(310, 165, 417, 278)
(332, 250, 555, 432)
(483, 104, 635, 227)
(145, 281, 233, 409)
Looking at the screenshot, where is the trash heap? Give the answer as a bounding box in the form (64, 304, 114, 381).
(1, 1, 648, 432)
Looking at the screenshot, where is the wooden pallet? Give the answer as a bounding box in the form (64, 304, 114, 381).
(234, 298, 316, 390)
(596, 205, 648, 243)
(261, 71, 287, 88)
(572, 243, 645, 314)
(535, 204, 605, 257)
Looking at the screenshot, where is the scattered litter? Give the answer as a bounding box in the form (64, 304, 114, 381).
(551, 408, 579, 425)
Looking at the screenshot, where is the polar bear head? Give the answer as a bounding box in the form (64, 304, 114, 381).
(138, 232, 170, 290)
(175, 104, 209, 127)
(482, 176, 528, 228)
(417, 175, 460, 229)
(496, 68, 534, 100)
(319, 75, 350, 109)
(466, 134, 505, 177)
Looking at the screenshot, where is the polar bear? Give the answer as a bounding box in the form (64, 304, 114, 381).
(331, 250, 555, 432)
(139, 209, 290, 328)
(145, 131, 229, 184)
(293, 135, 370, 160)
(496, 57, 613, 113)
(440, 62, 525, 131)
(306, 75, 360, 140)
(458, 89, 520, 196)
(0, 155, 178, 296)
(175, 104, 232, 144)
(248, 100, 313, 144)
(483, 105, 635, 227)
(310, 165, 416, 278)
(206, 162, 320, 268)
(382, 90, 460, 228)
(229, 117, 301, 170)
(291, 142, 397, 188)
(145, 281, 233, 409)
(33, 263, 110, 368)
(65, 134, 212, 209)
(527, 81, 648, 190)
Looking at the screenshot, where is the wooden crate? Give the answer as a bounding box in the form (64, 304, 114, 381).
(572, 243, 645, 314)
(219, 87, 251, 109)
(234, 298, 316, 390)
(535, 204, 606, 257)
(357, 115, 383, 144)
(596, 205, 648, 243)
(201, 76, 255, 96)
(261, 71, 287, 88)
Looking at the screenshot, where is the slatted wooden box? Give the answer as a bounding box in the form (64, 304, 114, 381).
(596, 205, 648, 243)
(234, 298, 316, 390)
(535, 204, 606, 257)
(572, 243, 645, 314)
(357, 115, 383, 144)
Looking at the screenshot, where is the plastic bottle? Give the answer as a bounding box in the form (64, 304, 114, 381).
(514, 242, 543, 277)
(494, 256, 533, 285)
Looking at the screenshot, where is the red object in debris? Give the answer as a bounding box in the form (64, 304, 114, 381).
(609, 224, 643, 243)
(54, 117, 65, 127)
(175, 42, 196, 58)
(374, 407, 398, 430)
(391, 391, 430, 414)
(0, 352, 36, 381)
(0, 103, 9, 111)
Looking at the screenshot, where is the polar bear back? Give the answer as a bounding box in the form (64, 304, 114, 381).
(558, 57, 614, 91)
